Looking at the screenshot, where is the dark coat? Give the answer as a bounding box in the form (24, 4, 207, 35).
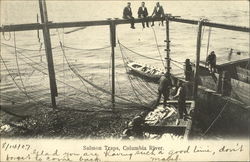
(178, 86, 186, 104)
(206, 53, 216, 65)
(152, 6, 164, 17)
(138, 7, 148, 17)
(158, 76, 172, 92)
(123, 7, 133, 19)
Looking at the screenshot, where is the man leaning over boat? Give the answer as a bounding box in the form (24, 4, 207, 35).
(155, 72, 172, 108)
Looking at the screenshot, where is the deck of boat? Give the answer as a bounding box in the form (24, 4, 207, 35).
(145, 100, 195, 139)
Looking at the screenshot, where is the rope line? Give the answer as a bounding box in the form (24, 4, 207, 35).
(2, 29, 11, 41)
(63, 45, 111, 51)
(118, 42, 162, 61)
(118, 41, 185, 66)
(202, 99, 229, 136)
(1, 42, 59, 52)
(13, 31, 30, 102)
(118, 41, 144, 105)
(206, 27, 212, 59)
(151, 27, 165, 68)
(0, 55, 50, 108)
(56, 29, 107, 109)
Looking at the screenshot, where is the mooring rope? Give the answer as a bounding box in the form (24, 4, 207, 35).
(118, 40, 157, 103)
(118, 42, 162, 61)
(6, 47, 112, 106)
(56, 28, 106, 107)
(63, 45, 111, 51)
(118, 41, 144, 105)
(1, 42, 59, 52)
(118, 41, 185, 68)
(13, 31, 30, 102)
(202, 99, 229, 136)
(60, 43, 143, 106)
(9, 55, 113, 110)
(0, 55, 50, 108)
(57, 31, 108, 109)
(151, 27, 165, 68)
(2, 27, 11, 41)
(206, 27, 212, 59)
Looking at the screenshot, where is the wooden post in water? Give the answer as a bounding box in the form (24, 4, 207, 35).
(109, 20, 116, 109)
(38, 0, 58, 108)
(164, 17, 171, 74)
(193, 20, 203, 99)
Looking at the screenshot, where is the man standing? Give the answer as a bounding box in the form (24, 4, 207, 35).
(123, 2, 135, 29)
(206, 51, 216, 73)
(173, 81, 188, 125)
(151, 2, 165, 26)
(155, 73, 172, 108)
(138, 2, 149, 28)
(185, 59, 193, 81)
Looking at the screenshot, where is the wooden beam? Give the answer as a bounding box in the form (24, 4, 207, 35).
(165, 17, 171, 74)
(0, 23, 42, 32)
(39, 0, 58, 108)
(109, 20, 116, 109)
(193, 20, 203, 99)
(1, 17, 249, 33)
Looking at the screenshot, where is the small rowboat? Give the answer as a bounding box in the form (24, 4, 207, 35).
(127, 62, 165, 80)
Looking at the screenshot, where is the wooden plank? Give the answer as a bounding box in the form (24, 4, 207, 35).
(236, 66, 250, 82)
(1, 17, 249, 33)
(231, 79, 250, 105)
(237, 66, 250, 74)
(218, 58, 250, 67)
(0, 23, 43, 32)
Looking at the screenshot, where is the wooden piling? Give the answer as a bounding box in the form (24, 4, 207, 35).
(39, 0, 58, 108)
(109, 20, 116, 109)
(193, 20, 203, 99)
(165, 17, 171, 74)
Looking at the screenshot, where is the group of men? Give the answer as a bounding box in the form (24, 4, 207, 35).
(122, 73, 188, 139)
(123, 2, 165, 29)
(156, 73, 188, 125)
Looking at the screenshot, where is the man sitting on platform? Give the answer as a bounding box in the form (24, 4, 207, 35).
(123, 2, 135, 29)
(138, 2, 149, 28)
(151, 2, 165, 26)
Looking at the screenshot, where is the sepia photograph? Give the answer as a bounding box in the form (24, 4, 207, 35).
(0, 0, 249, 161)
